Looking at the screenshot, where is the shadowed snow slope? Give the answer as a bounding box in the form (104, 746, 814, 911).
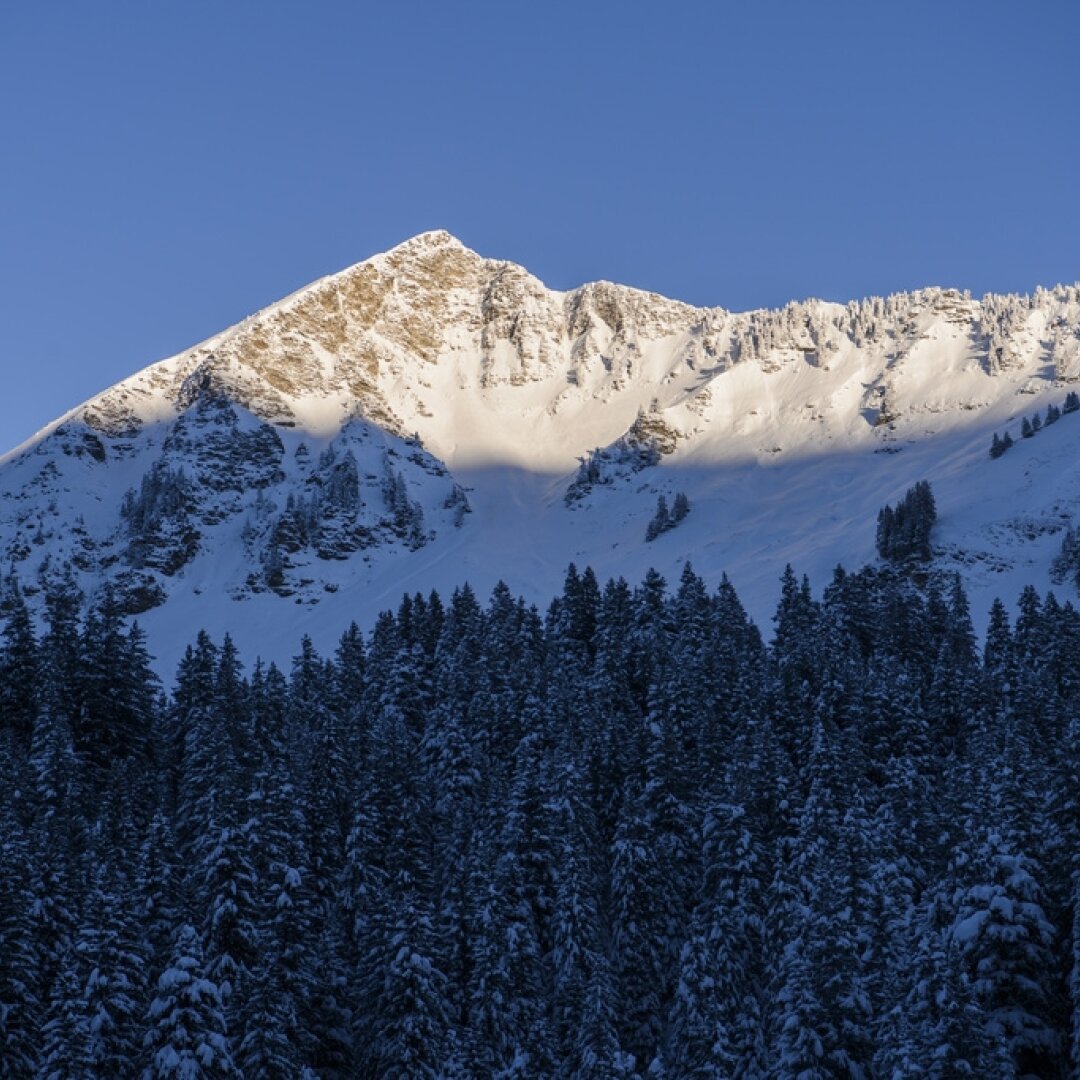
(2, 230, 1079, 671)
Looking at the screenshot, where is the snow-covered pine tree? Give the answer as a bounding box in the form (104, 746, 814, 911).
(0, 583, 38, 747)
(0, 793, 39, 1078)
(645, 495, 670, 542)
(949, 825, 1061, 1075)
(643, 491, 690, 541)
(876, 480, 936, 562)
(609, 768, 685, 1071)
(38, 947, 89, 1079)
(1051, 525, 1080, 591)
(74, 875, 148, 1074)
(876, 893, 1012, 1077)
(78, 588, 159, 772)
(467, 728, 554, 1075)
(663, 803, 764, 1076)
(141, 924, 233, 1078)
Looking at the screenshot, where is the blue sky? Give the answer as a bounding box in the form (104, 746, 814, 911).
(1, 0, 1078, 448)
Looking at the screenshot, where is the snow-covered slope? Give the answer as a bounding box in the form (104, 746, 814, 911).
(3, 230, 1079, 670)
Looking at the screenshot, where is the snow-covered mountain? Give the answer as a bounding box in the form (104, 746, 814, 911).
(3, 229, 1080, 668)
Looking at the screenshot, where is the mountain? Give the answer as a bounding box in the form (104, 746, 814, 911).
(2, 229, 1079, 668)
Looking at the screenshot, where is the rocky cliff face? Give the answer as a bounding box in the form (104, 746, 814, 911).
(57, 230, 1080, 468)
(2, 231, 1079, 663)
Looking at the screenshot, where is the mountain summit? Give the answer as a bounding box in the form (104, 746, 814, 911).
(2, 233, 1079, 666)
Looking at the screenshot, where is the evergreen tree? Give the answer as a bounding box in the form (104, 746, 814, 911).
(0, 560, 1078, 1075)
(142, 924, 233, 1078)
(38, 949, 89, 1079)
(468, 728, 553, 1075)
(876, 480, 937, 562)
(664, 803, 764, 1076)
(0, 797, 39, 1077)
(950, 826, 1061, 1075)
(198, 817, 259, 1026)
(1051, 525, 1080, 591)
(547, 758, 604, 1072)
(645, 495, 670, 542)
(877, 896, 1012, 1078)
(0, 583, 38, 746)
(372, 885, 454, 1078)
(75, 876, 148, 1074)
(138, 813, 182, 980)
(989, 429, 1015, 458)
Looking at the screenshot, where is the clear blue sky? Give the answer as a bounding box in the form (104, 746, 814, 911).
(2, 0, 1078, 449)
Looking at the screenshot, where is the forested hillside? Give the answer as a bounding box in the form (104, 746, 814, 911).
(1, 561, 1078, 1077)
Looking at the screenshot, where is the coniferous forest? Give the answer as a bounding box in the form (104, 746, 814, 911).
(2, 561, 1080, 1078)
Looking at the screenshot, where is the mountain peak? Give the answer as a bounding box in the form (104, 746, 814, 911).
(3, 236, 1080, 670)
(385, 228, 468, 254)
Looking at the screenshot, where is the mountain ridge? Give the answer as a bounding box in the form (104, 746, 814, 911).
(2, 231, 1080, 670)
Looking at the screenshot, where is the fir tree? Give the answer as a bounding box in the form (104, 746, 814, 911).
(950, 826, 1061, 1075)
(0, 583, 37, 746)
(876, 480, 936, 562)
(0, 797, 39, 1077)
(75, 876, 148, 1074)
(1051, 525, 1080, 591)
(141, 924, 233, 1078)
(0, 561, 1078, 1074)
(989, 429, 1015, 458)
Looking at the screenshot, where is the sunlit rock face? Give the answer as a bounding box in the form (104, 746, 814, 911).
(2, 231, 1079, 666)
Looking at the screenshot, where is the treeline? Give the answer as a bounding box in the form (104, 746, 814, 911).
(1, 562, 1080, 1077)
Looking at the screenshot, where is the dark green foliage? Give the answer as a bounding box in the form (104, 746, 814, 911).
(989, 430, 1014, 458)
(0, 559, 1078, 1077)
(0, 799, 39, 1077)
(120, 464, 200, 574)
(1051, 525, 1080, 591)
(142, 924, 233, 1077)
(567, 450, 603, 503)
(120, 464, 194, 538)
(645, 494, 670, 541)
(382, 455, 428, 549)
(645, 490, 690, 541)
(876, 479, 937, 562)
(75, 877, 148, 1073)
